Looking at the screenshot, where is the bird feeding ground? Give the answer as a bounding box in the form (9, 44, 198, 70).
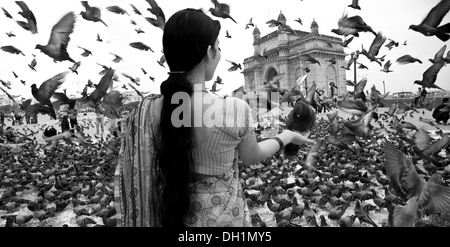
(1, 106, 450, 227)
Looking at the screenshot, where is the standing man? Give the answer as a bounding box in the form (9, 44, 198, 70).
(95, 110, 104, 137)
(0, 111, 4, 126)
(419, 86, 427, 107)
(68, 107, 78, 130)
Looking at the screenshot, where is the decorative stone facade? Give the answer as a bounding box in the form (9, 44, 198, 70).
(242, 12, 348, 99)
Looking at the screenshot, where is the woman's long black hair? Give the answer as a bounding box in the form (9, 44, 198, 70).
(157, 9, 221, 227)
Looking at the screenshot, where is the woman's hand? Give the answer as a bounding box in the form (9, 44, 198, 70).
(286, 129, 316, 146)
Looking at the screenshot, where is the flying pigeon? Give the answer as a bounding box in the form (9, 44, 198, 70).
(226, 59, 242, 71)
(414, 60, 446, 90)
(35, 12, 76, 63)
(145, 0, 166, 30)
(209, 0, 237, 24)
(106, 5, 129, 15)
(359, 32, 386, 66)
(78, 46, 92, 57)
(1, 45, 25, 56)
(348, 0, 361, 10)
(130, 42, 154, 52)
(31, 71, 69, 119)
(81, 1, 108, 27)
(16, 1, 37, 34)
(396, 55, 422, 64)
(409, 0, 450, 42)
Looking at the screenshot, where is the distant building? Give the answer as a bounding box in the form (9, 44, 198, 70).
(0, 94, 14, 106)
(123, 91, 142, 104)
(242, 11, 347, 100)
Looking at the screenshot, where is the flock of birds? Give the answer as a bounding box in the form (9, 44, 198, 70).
(0, 0, 249, 116)
(242, 95, 450, 227)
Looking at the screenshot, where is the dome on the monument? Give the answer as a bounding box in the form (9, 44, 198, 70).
(277, 11, 286, 23)
(253, 26, 260, 35)
(311, 19, 318, 29)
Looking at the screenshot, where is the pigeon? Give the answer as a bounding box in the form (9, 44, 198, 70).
(135, 28, 144, 34)
(1, 45, 25, 56)
(121, 73, 140, 85)
(348, 0, 361, 10)
(97, 63, 111, 75)
(12, 71, 18, 78)
(130, 42, 154, 52)
(110, 53, 123, 63)
(396, 55, 422, 64)
(210, 0, 237, 23)
(211, 80, 222, 93)
(300, 53, 321, 66)
(343, 109, 378, 140)
(226, 59, 242, 71)
(380, 60, 393, 73)
(84, 69, 115, 108)
(145, 0, 166, 30)
(341, 36, 354, 47)
(412, 128, 450, 165)
(341, 54, 355, 70)
(35, 12, 76, 63)
(294, 18, 303, 25)
(15, 1, 37, 34)
(31, 71, 69, 119)
(409, 0, 450, 42)
(0, 86, 16, 103)
(99, 90, 124, 119)
(338, 98, 368, 116)
(225, 30, 231, 38)
(28, 58, 37, 71)
(0, 80, 11, 90)
(245, 17, 254, 29)
(302, 140, 323, 177)
(359, 32, 386, 66)
(332, 13, 376, 37)
(2, 7, 12, 19)
(377, 54, 386, 62)
(6, 31, 15, 37)
(266, 19, 283, 28)
(429, 45, 446, 63)
(413, 60, 446, 90)
(391, 172, 450, 227)
(354, 199, 378, 227)
(78, 46, 92, 57)
(96, 33, 103, 42)
(106, 5, 129, 15)
(52, 90, 77, 110)
(81, 1, 108, 27)
(130, 4, 142, 15)
(384, 39, 399, 50)
(69, 61, 81, 74)
(279, 24, 297, 35)
(128, 83, 144, 99)
(348, 77, 367, 101)
(357, 62, 368, 69)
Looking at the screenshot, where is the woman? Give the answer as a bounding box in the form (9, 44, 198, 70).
(115, 8, 315, 227)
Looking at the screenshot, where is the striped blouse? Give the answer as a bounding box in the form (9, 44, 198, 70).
(151, 94, 255, 175)
(191, 96, 255, 175)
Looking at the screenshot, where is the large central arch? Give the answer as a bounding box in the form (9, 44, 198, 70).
(326, 65, 338, 97)
(265, 67, 279, 88)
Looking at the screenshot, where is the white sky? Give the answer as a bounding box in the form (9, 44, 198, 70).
(0, 0, 449, 101)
